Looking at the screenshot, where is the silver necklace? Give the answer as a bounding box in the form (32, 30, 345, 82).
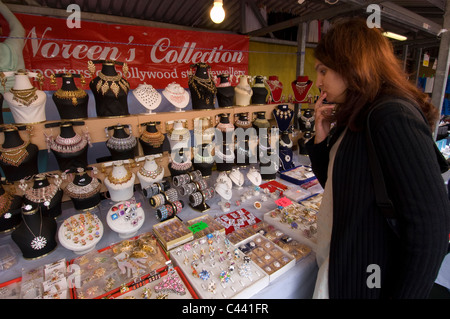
(22, 209, 47, 250)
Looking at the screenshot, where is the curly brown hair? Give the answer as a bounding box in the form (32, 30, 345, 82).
(314, 18, 439, 131)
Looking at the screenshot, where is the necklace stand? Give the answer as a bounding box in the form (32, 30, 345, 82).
(106, 125, 137, 161)
(291, 76, 313, 103)
(252, 111, 271, 137)
(188, 63, 216, 110)
(133, 83, 161, 114)
(216, 74, 235, 108)
(3, 71, 47, 124)
(193, 144, 214, 177)
(139, 122, 165, 155)
(104, 162, 136, 202)
(215, 143, 235, 172)
(0, 126, 39, 182)
(229, 168, 244, 190)
(11, 204, 57, 260)
(260, 148, 278, 180)
(234, 75, 252, 106)
(89, 60, 130, 117)
(273, 104, 294, 132)
(251, 75, 268, 105)
(0, 185, 22, 233)
(65, 169, 102, 211)
(162, 82, 189, 112)
(267, 75, 283, 104)
(22, 175, 64, 218)
(137, 157, 165, 189)
(48, 122, 90, 171)
(52, 73, 89, 120)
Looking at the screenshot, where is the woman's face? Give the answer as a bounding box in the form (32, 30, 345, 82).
(314, 59, 348, 104)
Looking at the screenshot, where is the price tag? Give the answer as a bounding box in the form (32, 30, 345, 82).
(188, 221, 209, 234)
(275, 197, 293, 207)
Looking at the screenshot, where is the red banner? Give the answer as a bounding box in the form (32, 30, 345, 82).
(14, 13, 249, 90)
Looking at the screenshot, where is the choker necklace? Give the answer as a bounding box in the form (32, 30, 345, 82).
(188, 75, 217, 104)
(275, 108, 293, 120)
(22, 208, 47, 251)
(0, 140, 30, 167)
(46, 133, 88, 154)
(215, 147, 235, 162)
(171, 160, 192, 171)
(216, 122, 234, 133)
(194, 150, 214, 164)
(139, 164, 163, 179)
(96, 72, 130, 98)
(10, 87, 38, 106)
(24, 183, 59, 207)
(279, 137, 293, 148)
(107, 169, 133, 185)
(295, 81, 310, 95)
(106, 134, 137, 151)
(54, 88, 87, 106)
(65, 177, 101, 199)
(140, 130, 165, 148)
(300, 113, 315, 129)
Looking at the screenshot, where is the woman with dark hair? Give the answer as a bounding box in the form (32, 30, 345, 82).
(307, 18, 450, 299)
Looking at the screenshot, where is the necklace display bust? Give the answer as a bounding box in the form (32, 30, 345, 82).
(64, 167, 102, 211)
(133, 83, 161, 114)
(52, 73, 89, 120)
(162, 82, 189, 111)
(11, 204, 57, 259)
(137, 156, 165, 190)
(88, 60, 130, 117)
(188, 63, 216, 110)
(3, 70, 47, 124)
(273, 104, 294, 132)
(21, 174, 64, 218)
(193, 143, 214, 177)
(266, 75, 283, 103)
(216, 74, 235, 107)
(0, 184, 22, 233)
(106, 124, 137, 161)
(139, 122, 165, 155)
(251, 75, 268, 105)
(215, 143, 235, 172)
(0, 125, 39, 181)
(291, 75, 313, 103)
(252, 111, 271, 137)
(104, 162, 136, 202)
(45, 122, 90, 171)
(234, 75, 252, 106)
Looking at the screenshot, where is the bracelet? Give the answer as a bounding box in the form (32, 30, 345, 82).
(173, 173, 191, 186)
(165, 188, 179, 202)
(180, 182, 197, 196)
(195, 179, 208, 191)
(189, 191, 203, 206)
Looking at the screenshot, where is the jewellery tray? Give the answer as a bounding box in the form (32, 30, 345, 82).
(214, 209, 261, 235)
(264, 201, 318, 252)
(227, 221, 312, 263)
(169, 233, 270, 299)
(69, 232, 169, 299)
(234, 233, 296, 282)
(184, 214, 225, 240)
(110, 266, 198, 299)
(279, 165, 316, 186)
(152, 217, 194, 251)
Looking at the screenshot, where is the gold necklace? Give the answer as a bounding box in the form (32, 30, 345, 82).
(0, 140, 30, 167)
(0, 192, 13, 218)
(107, 169, 132, 185)
(54, 88, 87, 106)
(10, 87, 38, 106)
(96, 72, 130, 98)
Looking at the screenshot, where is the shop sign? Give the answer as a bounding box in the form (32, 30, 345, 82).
(15, 13, 249, 90)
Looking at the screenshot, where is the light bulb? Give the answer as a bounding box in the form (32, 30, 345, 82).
(210, 0, 225, 24)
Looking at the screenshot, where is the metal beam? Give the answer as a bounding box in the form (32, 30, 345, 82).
(431, 0, 450, 139)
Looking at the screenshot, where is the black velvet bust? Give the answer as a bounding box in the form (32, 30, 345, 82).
(0, 127, 39, 182)
(252, 111, 271, 137)
(66, 171, 102, 210)
(169, 148, 192, 177)
(22, 176, 63, 219)
(216, 74, 235, 107)
(139, 122, 165, 155)
(11, 204, 57, 259)
(52, 73, 89, 120)
(215, 143, 234, 172)
(89, 61, 130, 117)
(50, 123, 89, 171)
(0, 184, 22, 233)
(189, 63, 216, 110)
(260, 148, 278, 180)
(251, 75, 268, 105)
(193, 144, 214, 177)
(106, 125, 137, 161)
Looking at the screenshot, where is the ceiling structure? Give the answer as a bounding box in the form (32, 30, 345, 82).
(2, 0, 447, 47)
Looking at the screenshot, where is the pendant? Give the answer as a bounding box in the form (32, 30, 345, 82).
(31, 236, 47, 250)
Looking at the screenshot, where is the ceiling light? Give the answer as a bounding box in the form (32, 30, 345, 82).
(382, 31, 407, 41)
(210, 0, 225, 24)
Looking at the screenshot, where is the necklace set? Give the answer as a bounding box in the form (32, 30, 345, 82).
(54, 88, 87, 106)
(45, 130, 90, 154)
(64, 177, 101, 199)
(95, 72, 130, 98)
(0, 140, 30, 167)
(10, 87, 38, 106)
(140, 130, 165, 148)
(188, 74, 217, 104)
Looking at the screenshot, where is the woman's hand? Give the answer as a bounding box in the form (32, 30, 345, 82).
(314, 92, 336, 144)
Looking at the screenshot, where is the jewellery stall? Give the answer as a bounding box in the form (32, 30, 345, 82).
(0, 66, 319, 300)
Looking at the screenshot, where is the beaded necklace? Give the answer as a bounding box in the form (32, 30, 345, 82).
(0, 140, 30, 167)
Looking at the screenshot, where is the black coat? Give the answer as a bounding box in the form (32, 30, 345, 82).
(306, 98, 450, 298)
